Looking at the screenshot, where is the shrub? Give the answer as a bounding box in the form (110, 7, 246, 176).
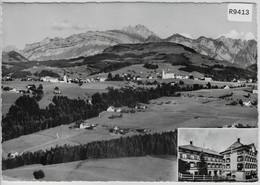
(33, 170, 45, 179)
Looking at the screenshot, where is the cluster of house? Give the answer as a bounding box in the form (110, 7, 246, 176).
(7, 152, 19, 159)
(162, 69, 190, 80)
(3, 84, 39, 94)
(178, 138, 258, 181)
(108, 126, 150, 135)
(73, 121, 98, 130)
(109, 126, 129, 135)
(106, 105, 147, 113)
(162, 69, 213, 81)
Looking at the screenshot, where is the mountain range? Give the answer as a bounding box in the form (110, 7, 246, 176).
(3, 24, 257, 67)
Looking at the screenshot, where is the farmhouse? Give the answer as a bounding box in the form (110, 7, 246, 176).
(59, 75, 68, 83)
(99, 77, 107, 82)
(53, 87, 61, 94)
(80, 123, 94, 129)
(26, 84, 36, 89)
(54, 90, 61, 94)
(224, 85, 230, 89)
(135, 105, 147, 109)
(107, 106, 122, 112)
(162, 69, 175, 79)
(243, 101, 252, 107)
(10, 88, 19, 93)
(41, 76, 59, 83)
(205, 77, 212, 82)
(8, 152, 19, 159)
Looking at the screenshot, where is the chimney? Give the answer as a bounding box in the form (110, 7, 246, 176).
(237, 138, 240, 143)
(190, 141, 193, 145)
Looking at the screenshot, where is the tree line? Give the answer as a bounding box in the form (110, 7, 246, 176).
(2, 82, 209, 141)
(2, 131, 177, 170)
(179, 64, 256, 82)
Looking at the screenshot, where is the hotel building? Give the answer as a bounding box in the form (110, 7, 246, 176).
(179, 141, 223, 176)
(179, 138, 257, 181)
(220, 138, 258, 180)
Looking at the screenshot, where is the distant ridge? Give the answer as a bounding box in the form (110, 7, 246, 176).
(10, 24, 256, 67)
(165, 34, 257, 67)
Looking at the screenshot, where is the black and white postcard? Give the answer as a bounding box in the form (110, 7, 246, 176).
(1, 0, 259, 183)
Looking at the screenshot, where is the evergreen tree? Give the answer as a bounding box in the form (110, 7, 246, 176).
(197, 151, 208, 175)
(178, 159, 190, 174)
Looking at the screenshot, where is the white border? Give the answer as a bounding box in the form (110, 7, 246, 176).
(0, 0, 259, 185)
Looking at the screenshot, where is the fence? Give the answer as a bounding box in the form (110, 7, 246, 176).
(179, 173, 227, 181)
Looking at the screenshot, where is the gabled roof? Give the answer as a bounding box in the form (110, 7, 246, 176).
(220, 139, 257, 154)
(223, 140, 243, 152)
(179, 144, 221, 156)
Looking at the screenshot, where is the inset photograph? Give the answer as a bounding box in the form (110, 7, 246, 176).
(178, 128, 258, 182)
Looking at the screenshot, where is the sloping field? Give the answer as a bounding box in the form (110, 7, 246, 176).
(2, 80, 119, 113)
(2, 156, 177, 181)
(182, 87, 257, 101)
(2, 88, 257, 158)
(88, 63, 204, 79)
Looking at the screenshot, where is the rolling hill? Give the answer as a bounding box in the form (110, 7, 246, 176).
(2, 41, 257, 82)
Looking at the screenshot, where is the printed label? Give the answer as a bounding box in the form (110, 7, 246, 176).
(228, 4, 252, 22)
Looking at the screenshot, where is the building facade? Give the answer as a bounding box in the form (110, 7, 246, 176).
(162, 69, 175, 79)
(179, 141, 223, 176)
(220, 138, 258, 180)
(179, 138, 258, 181)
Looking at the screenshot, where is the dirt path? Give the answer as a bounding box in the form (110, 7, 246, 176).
(19, 132, 60, 155)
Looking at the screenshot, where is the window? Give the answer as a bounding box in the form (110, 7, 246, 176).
(182, 154, 187, 159)
(226, 158, 230, 163)
(180, 153, 183, 159)
(237, 150, 243, 155)
(226, 164, 230, 169)
(237, 156, 243, 162)
(237, 163, 243, 171)
(187, 154, 190, 159)
(190, 155, 194, 160)
(190, 162, 195, 168)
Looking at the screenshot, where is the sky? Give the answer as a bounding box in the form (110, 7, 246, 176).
(2, 2, 257, 50)
(178, 128, 258, 153)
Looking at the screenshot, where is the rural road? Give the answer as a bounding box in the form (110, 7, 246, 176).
(19, 132, 60, 155)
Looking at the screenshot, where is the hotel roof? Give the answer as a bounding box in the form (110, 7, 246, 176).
(220, 139, 256, 154)
(179, 144, 221, 156)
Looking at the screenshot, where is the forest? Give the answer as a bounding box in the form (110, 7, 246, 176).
(179, 64, 257, 82)
(2, 131, 177, 170)
(2, 82, 213, 141)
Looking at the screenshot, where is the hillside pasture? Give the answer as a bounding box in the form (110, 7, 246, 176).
(2, 88, 257, 158)
(1, 80, 119, 113)
(2, 156, 177, 181)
